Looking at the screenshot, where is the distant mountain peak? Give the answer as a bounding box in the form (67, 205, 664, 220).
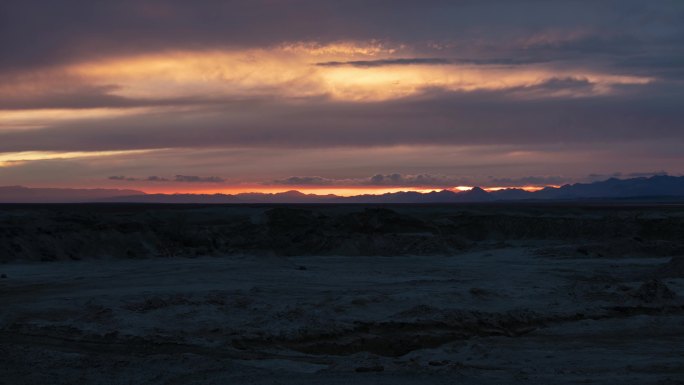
(277, 190, 307, 197)
(0, 186, 146, 203)
(2, 175, 683, 203)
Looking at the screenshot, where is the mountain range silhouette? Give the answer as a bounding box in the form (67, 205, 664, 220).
(3, 175, 683, 203)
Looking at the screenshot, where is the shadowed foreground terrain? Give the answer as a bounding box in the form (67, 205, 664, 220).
(1, 204, 683, 384)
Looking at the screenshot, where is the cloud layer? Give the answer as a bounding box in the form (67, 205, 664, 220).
(0, 1, 682, 190)
(109, 175, 225, 183)
(270, 173, 572, 189)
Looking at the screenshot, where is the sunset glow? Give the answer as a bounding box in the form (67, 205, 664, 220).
(0, 1, 681, 198)
(3, 4, 683, 382)
(0, 150, 157, 167)
(91, 184, 552, 197)
(57, 48, 654, 103)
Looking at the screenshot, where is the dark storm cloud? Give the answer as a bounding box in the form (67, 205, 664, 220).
(270, 174, 470, 187)
(269, 174, 576, 188)
(108, 175, 138, 181)
(524, 77, 595, 91)
(366, 173, 468, 187)
(587, 171, 670, 180)
(614, 55, 684, 81)
(487, 176, 570, 186)
(147, 176, 170, 182)
(502, 77, 598, 97)
(627, 171, 669, 178)
(108, 175, 225, 183)
(174, 175, 225, 183)
(270, 174, 469, 187)
(1, 82, 682, 153)
(1, 0, 682, 77)
(272, 176, 336, 186)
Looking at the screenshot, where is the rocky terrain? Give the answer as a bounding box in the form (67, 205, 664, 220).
(2, 204, 684, 261)
(1, 204, 683, 384)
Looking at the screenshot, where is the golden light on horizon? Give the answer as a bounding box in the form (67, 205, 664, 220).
(484, 185, 556, 192)
(107, 184, 551, 196)
(134, 186, 445, 196)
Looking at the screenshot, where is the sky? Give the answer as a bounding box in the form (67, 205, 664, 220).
(0, 0, 682, 195)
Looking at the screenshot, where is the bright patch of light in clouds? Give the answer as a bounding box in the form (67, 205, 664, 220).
(57, 45, 652, 102)
(0, 108, 156, 130)
(0, 150, 157, 167)
(0, 1, 681, 192)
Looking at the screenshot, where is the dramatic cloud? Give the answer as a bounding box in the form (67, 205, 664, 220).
(1, 84, 681, 153)
(270, 174, 471, 188)
(316, 58, 452, 67)
(108, 176, 138, 182)
(109, 175, 225, 183)
(2, 1, 681, 73)
(0, 1, 681, 191)
(487, 176, 570, 187)
(315, 57, 556, 68)
(146, 176, 170, 182)
(270, 173, 570, 188)
(272, 176, 337, 186)
(174, 175, 225, 183)
(585, 171, 671, 182)
(367, 174, 468, 187)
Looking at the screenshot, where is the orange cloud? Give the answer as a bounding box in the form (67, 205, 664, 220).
(57, 44, 652, 103)
(0, 149, 157, 167)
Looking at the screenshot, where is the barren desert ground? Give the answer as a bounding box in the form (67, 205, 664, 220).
(1, 204, 683, 384)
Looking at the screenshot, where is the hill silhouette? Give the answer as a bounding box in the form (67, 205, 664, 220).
(2, 175, 684, 203)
